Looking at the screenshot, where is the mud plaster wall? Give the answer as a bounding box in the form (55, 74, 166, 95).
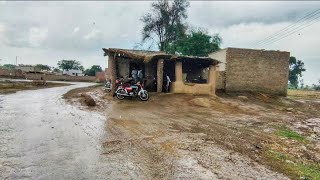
(157, 59, 164, 92)
(172, 62, 216, 95)
(116, 58, 130, 78)
(105, 68, 110, 79)
(209, 49, 227, 71)
(108, 54, 117, 92)
(225, 48, 290, 96)
(145, 62, 155, 88)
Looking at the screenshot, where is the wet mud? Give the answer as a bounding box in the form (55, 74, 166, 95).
(1, 84, 319, 179)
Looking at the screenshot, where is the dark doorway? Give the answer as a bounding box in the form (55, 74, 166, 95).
(129, 61, 145, 83)
(163, 60, 175, 92)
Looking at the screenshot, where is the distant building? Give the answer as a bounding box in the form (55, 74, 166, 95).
(15, 65, 41, 73)
(62, 69, 84, 76)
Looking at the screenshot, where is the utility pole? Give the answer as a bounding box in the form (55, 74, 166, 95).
(16, 56, 18, 66)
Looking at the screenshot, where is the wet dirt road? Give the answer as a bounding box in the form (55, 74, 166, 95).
(0, 82, 109, 179)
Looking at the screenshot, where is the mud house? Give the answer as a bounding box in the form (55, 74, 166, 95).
(209, 48, 290, 96)
(103, 48, 220, 95)
(15, 64, 41, 73)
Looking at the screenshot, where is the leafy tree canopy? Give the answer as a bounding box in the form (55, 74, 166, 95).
(35, 64, 51, 71)
(313, 79, 320, 91)
(1, 64, 16, 70)
(141, 0, 189, 52)
(167, 29, 222, 56)
(57, 60, 84, 71)
(84, 65, 103, 76)
(289, 56, 306, 89)
(52, 67, 62, 73)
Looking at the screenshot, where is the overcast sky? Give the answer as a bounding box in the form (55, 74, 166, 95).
(0, 1, 319, 85)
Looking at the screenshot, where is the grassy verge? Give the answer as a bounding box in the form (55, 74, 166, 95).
(260, 126, 320, 179)
(277, 126, 306, 142)
(287, 89, 320, 100)
(265, 150, 320, 180)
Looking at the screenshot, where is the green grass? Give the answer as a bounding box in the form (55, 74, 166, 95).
(266, 150, 320, 180)
(277, 127, 306, 142)
(263, 127, 319, 179)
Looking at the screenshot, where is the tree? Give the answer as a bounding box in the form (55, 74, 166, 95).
(57, 60, 84, 71)
(289, 56, 306, 89)
(1, 64, 16, 70)
(141, 0, 189, 52)
(167, 29, 222, 56)
(299, 79, 304, 89)
(84, 65, 103, 76)
(313, 79, 320, 91)
(53, 67, 61, 73)
(35, 64, 51, 71)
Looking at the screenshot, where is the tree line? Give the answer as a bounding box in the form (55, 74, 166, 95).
(0, 60, 103, 77)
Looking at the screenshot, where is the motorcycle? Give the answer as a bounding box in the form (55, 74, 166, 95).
(105, 79, 112, 92)
(105, 78, 124, 93)
(115, 78, 149, 101)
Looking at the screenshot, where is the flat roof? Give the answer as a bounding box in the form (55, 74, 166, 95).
(209, 47, 290, 54)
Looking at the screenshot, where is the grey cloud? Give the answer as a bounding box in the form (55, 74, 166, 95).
(0, 1, 151, 52)
(189, 1, 320, 28)
(0, 1, 319, 85)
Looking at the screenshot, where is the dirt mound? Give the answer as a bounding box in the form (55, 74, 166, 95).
(189, 98, 211, 107)
(81, 93, 96, 106)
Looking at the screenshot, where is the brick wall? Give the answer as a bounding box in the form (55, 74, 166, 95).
(0, 68, 25, 78)
(225, 48, 290, 96)
(216, 71, 226, 90)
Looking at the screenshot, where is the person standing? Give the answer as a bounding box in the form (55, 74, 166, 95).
(137, 69, 143, 83)
(131, 67, 138, 83)
(165, 74, 171, 92)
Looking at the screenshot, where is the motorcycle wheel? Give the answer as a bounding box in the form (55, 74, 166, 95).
(139, 91, 149, 101)
(116, 89, 126, 100)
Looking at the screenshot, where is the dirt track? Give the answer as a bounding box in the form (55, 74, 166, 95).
(66, 87, 320, 179)
(2, 83, 318, 179)
(0, 82, 108, 179)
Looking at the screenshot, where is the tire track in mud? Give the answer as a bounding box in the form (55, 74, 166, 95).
(100, 94, 291, 179)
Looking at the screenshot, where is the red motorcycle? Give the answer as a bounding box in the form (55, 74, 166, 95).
(115, 78, 149, 101)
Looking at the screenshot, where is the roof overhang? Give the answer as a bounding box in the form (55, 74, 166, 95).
(102, 48, 221, 66)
